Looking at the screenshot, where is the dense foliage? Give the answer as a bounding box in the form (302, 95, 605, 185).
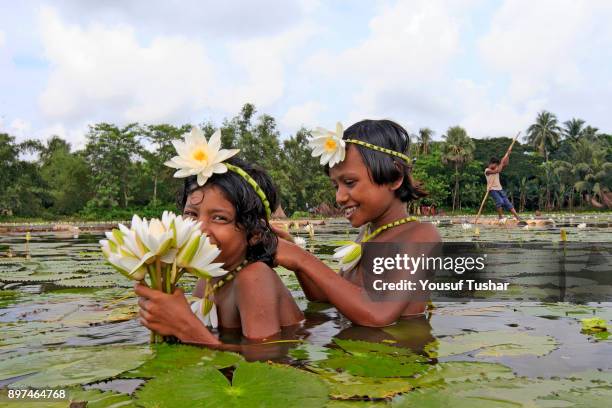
(0, 106, 610, 219)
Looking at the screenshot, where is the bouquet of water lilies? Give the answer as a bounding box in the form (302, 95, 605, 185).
(99, 211, 227, 342)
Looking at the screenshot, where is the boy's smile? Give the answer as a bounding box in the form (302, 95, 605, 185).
(182, 185, 248, 271)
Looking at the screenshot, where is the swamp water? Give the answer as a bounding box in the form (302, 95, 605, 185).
(0, 214, 611, 407)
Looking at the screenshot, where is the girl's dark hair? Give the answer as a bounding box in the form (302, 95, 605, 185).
(337, 119, 427, 202)
(177, 157, 279, 266)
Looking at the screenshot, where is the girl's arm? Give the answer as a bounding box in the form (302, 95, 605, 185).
(276, 223, 440, 327)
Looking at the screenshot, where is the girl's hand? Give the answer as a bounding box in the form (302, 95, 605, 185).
(134, 283, 219, 344)
(274, 236, 304, 271)
(271, 224, 295, 243)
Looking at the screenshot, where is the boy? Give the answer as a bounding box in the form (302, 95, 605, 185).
(485, 151, 523, 222)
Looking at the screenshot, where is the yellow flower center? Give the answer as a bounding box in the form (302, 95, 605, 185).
(192, 148, 208, 163)
(324, 138, 337, 152)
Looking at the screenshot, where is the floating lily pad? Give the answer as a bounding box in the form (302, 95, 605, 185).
(581, 317, 608, 333)
(431, 330, 557, 358)
(67, 388, 137, 408)
(408, 361, 515, 388)
(136, 362, 328, 407)
(393, 372, 612, 407)
(309, 366, 414, 400)
(313, 339, 429, 378)
(289, 343, 330, 362)
(123, 343, 243, 378)
(0, 346, 152, 388)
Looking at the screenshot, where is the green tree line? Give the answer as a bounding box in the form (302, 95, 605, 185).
(0, 105, 610, 220)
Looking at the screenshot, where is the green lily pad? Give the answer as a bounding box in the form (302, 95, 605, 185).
(313, 339, 429, 378)
(0, 346, 152, 388)
(581, 317, 608, 333)
(289, 343, 330, 362)
(123, 343, 243, 378)
(309, 366, 414, 400)
(66, 388, 137, 408)
(136, 361, 329, 407)
(409, 361, 515, 388)
(326, 400, 388, 407)
(431, 330, 557, 358)
(393, 372, 612, 408)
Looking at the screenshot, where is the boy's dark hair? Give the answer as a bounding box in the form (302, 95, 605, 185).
(489, 157, 500, 165)
(332, 119, 427, 202)
(177, 157, 279, 266)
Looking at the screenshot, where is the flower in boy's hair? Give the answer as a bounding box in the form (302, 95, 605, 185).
(309, 122, 346, 167)
(164, 127, 240, 186)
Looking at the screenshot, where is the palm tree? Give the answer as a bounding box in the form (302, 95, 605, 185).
(562, 118, 585, 142)
(417, 128, 433, 156)
(441, 126, 475, 212)
(572, 139, 611, 208)
(526, 111, 561, 162)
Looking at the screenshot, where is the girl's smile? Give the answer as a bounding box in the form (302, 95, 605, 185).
(330, 145, 403, 228)
(182, 185, 248, 271)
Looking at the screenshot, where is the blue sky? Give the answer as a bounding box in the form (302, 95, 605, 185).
(1, 0, 611, 148)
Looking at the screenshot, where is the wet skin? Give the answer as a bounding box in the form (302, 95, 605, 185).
(135, 185, 303, 354)
(275, 144, 441, 326)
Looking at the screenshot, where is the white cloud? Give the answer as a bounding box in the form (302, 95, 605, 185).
(38, 7, 215, 124)
(281, 101, 324, 130)
(479, 0, 612, 103)
(305, 0, 472, 127)
(36, 5, 318, 134)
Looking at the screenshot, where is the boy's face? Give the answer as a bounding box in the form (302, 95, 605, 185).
(329, 145, 398, 228)
(488, 163, 497, 170)
(182, 185, 248, 270)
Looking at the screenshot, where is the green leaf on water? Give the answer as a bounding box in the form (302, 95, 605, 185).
(393, 372, 612, 408)
(431, 330, 557, 358)
(308, 365, 414, 400)
(581, 317, 608, 333)
(67, 387, 137, 408)
(136, 361, 329, 408)
(408, 361, 515, 388)
(0, 346, 152, 388)
(312, 339, 429, 378)
(123, 343, 243, 378)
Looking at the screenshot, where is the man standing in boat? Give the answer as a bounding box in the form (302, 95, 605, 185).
(485, 149, 523, 223)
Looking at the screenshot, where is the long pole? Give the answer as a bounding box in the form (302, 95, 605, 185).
(474, 131, 521, 224)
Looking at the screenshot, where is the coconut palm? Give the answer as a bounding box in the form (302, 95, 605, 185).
(441, 126, 475, 212)
(562, 118, 585, 142)
(526, 111, 561, 162)
(417, 128, 433, 156)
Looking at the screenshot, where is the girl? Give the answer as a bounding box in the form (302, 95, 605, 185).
(275, 119, 440, 327)
(135, 131, 303, 347)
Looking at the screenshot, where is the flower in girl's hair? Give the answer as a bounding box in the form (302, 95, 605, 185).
(309, 122, 346, 167)
(164, 127, 240, 186)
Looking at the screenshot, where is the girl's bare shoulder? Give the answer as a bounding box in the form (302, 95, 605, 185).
(234, 262, 277, 286)
(380, 220, 441, 243)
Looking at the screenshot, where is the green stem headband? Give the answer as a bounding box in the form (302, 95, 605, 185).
(225, 163, 272, 219)
(345, 139, 411, 164)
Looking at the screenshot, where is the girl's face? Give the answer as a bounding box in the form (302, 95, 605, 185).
(182, 185, 248, 270)
(329, 145, 399, 228)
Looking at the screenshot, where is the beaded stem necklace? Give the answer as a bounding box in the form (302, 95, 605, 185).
(201, 260, 248, 316)
(334, 216, 417, 272)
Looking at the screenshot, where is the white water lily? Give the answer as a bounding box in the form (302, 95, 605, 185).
(309, 122, 346, 167)
(191, 299, 219, 328)
(135, 217, 174, 259)
(294, 236, 307, 248)
(99, 231, 148, 280)
(164, 127, 240, 186)
(161, 211, 201, 249)
(333, 241, 362, 272)
(176, 233, 227, 279)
